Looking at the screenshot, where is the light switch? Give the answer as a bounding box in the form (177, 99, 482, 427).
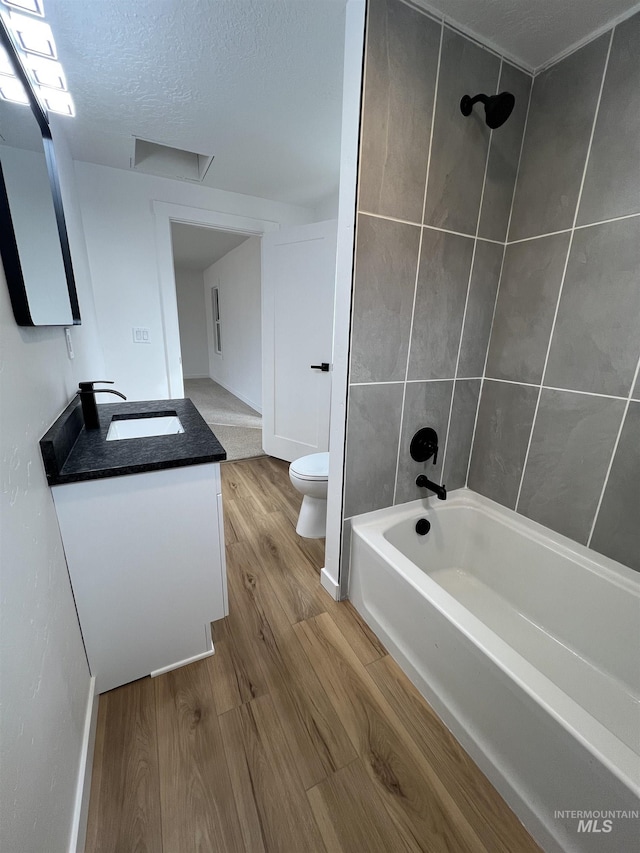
(132, 327, 151, 344)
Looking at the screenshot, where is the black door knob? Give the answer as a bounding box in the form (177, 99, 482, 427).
(310, 363, 330, 372)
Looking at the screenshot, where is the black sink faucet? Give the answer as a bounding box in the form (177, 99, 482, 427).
(78, 381, 127, 429)
(416, 474, 447, 501)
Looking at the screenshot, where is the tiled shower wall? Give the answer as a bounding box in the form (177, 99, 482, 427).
(344, 0, 530, 515)
(343, 0, 639, 575)
(468, 12, 640, 571)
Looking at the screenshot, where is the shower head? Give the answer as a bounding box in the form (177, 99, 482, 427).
(460, 91, 515, 129)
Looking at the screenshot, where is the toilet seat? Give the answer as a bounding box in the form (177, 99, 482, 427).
(289, 452, 329, 481)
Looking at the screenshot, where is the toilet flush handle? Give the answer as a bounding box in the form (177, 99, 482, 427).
(310, 362, 330, 372)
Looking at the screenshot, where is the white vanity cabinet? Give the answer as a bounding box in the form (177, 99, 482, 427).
(52, 462, 227, 694)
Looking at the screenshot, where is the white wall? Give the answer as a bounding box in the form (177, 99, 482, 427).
(174, 267, 209, 378)
(204, 237, 262, 412)
(314, 191, 340, 221)
(0, 122, 104, 853)
(74, 161, 316, 401)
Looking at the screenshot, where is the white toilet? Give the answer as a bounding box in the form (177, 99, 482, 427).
(289, 452, 330, 538)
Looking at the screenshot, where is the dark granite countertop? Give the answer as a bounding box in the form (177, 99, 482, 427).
(40, 397, 226, 486)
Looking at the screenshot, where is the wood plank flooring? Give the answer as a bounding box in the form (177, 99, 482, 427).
(85, 456, 542, 853)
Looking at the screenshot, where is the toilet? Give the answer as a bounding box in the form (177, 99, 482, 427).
(289, 452, 330, 538)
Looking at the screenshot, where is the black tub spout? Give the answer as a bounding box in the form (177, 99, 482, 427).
(416, 474, 447, 501)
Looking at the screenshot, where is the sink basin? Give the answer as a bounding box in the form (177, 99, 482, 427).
(106, 415, 184, 441)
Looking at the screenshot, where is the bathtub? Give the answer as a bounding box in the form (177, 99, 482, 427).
(348, 489, 639, 853)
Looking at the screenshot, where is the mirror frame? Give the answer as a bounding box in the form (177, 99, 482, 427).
(0, 19, 80, 326)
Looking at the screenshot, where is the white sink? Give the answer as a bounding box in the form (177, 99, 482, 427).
(106, 415, 184, 441)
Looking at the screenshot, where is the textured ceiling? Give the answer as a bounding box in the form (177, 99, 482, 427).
(171, 223, 249, 273)
(414, 0, 640, 70)
(45, 0, 346, 207)
(42, 0, 639, 210)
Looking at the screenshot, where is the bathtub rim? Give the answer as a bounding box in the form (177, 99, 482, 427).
(349, 488, 640, 796)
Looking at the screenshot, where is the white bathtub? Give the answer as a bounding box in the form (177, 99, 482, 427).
(348, 489, 640, 853)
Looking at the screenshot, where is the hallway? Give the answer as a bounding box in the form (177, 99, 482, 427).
(185, 378, 264, 461)
(85, 456, 540, 853)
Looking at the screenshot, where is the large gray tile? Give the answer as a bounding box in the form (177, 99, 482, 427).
(545, 217, 640, 396)
(591, 402, 640, 571)
(578, 14, 640, 225)
(344, 382, 404, 517)
(632, 373, 640, 401)
(485, 233, 570, 384)
(359, 0, 440, 222)
(518, 390, 625, 544)
(407, 229, 474, 380)
(468, 379, 538, 508)
(351, 215, 420, 382)
(395, 380, 453, 504)
(509, 36, 609, 241)
(423, 27, 500, 235)
(443, 379, 481, 490)
(478, 63, 532, 242)
(457, 241, 504, 378)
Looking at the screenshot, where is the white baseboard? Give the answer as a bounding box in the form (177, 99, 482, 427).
(69, 676, 98, 853)
(183, 373, 210, 380)
(209, 376, 262, 415)
(150, 647, 215, 679)
(320, 567, 340, 600)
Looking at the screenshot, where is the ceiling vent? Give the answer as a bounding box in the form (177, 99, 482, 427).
(131, 137, 213, 182)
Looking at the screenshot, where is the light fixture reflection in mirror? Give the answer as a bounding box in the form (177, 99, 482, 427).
(0, 18, 80, 326)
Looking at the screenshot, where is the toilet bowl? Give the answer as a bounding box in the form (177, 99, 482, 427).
(289, 452, 329, 539)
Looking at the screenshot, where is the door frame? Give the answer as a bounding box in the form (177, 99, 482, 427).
(323, 0, 366, 599)
(153, 200, 279, 398)
(153, 0, 366, 600)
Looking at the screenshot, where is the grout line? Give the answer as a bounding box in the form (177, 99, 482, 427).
(483, 376, 539, 389)
(506, 211, 640, 246)
(586, 352, 640, 547)
(573, 211, 640, 230)
(357, 213, 504, 244)
(408, 376, 483, 383)
(351, 377, 484, 387)
(349, 380, 405, 387)
(483, 376, 631, 401)
(541, 384, 630, 402)
(515, 28, 614, 513)
(465, 57, 534, 487)
(392, 22, 444, 506)
(507, 228, 572, 245)
(441, 58, 500, 484)
(424, 224, 501, 244)
(359, 210, 421, 228)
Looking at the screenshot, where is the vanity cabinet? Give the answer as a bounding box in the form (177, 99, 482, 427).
(53, 463, 227, 694)
(40, 396, 228, 694)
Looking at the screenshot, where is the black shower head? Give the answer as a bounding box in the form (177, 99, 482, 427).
(460, 91, 515, 129)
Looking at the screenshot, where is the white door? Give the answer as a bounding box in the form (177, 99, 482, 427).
(262, 219, 337, 462)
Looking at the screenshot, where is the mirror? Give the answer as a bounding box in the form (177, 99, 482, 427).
(0, 23, 80, 326)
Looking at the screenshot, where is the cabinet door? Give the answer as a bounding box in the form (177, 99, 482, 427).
(53, 463, 225, 693)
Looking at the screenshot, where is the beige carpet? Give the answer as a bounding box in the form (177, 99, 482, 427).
(184, 378, 265, 462)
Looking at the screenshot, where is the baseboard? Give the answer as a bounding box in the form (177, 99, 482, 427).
(320, 567, 340, 600)
(69, 676, 98, 853)
(150, 647, 215, 679)
(183, 373, 210, 380)
(209, 376, 262, 415)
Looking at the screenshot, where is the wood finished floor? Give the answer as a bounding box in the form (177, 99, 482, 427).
(85, 456, 542, 853)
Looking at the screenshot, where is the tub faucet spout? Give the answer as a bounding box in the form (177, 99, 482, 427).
(416, 474, 447, 500)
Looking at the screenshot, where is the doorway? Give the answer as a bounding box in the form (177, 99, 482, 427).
(170, 221, 265, 462)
